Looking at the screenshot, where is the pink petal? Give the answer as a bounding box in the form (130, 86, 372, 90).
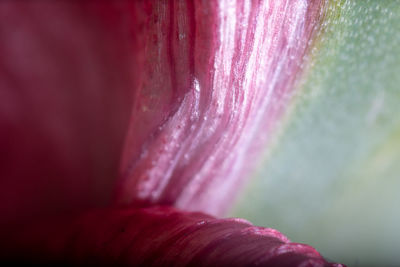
(2, 206, 344, 266)
(118, 0, 326, 216)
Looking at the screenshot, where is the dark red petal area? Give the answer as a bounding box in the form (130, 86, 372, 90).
(0, 2, 133, 226)
(2, 206, 344, 266)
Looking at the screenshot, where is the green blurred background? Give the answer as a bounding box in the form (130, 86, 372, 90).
(231, 1, 400, 266)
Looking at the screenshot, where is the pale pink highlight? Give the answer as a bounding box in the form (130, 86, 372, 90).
(118, 0, 326, 216)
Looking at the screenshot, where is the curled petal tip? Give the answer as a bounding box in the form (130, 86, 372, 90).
(2, 206, 344, 266)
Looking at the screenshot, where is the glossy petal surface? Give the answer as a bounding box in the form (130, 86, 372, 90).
(118, 0, 326, 216)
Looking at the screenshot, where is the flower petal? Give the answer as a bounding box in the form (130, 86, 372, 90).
(0, 2, 134, 226)
(2, 206, 344, 266)
(118, 0, 327, 216)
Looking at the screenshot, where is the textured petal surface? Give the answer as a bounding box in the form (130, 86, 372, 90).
(2, 206, 343, 266)
(118, 0, 327, 216)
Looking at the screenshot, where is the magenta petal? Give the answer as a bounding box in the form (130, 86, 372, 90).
(118, 0, 326, 216)
(0, 0, 327, 221)
(0, 2, 134, 226)
(2, 206, 344, 266)
(0, 3, 344, 265)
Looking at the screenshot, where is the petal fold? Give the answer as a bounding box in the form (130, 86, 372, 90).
(118, 0, 327, 216)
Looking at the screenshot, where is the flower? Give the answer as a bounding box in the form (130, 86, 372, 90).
(0, 1, 343, 266)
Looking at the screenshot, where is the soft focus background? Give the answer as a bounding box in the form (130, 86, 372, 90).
(232, 1, 400, 266)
